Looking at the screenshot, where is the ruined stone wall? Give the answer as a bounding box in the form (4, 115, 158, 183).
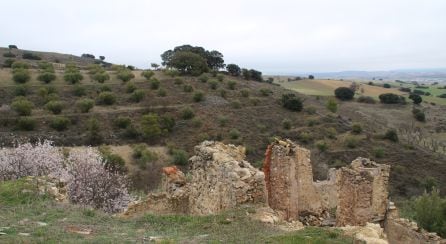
(314, 169, 338, 210)
(265, 139, 323, 221)
(336, 157, 390, 226)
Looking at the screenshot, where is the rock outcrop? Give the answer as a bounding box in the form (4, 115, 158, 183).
(336, 157, 390, 226)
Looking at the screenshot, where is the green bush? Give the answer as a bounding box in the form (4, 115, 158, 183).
(183, 84, 193, 92)
(141, 113, 162, 141)
(11, 98, 33, 116)
(334, 87, 354, 100)
(157, 89, 167, 97)
(373, 147, 384, 158)
(209, 80, 218, 90)
(64, 65, 83, 84)
(219, 89, 227, 98)
(190, 117, 202, 128)
(326, 99, 338, 113)
(99, 147, 128, 173)
(126, 82, 137, 93)
(216, 74, 224, 82)
(99, 84, 111, 92)
(132, 144, 158, 169)
(37, 72, 56, 83)
(150, 78, 160, 90)
(218, 115, 228, 127)
(282, 119, 291, 130)
(3, 58, 15, 68)
(379, 93, 406, 104)
(345, 136, 358, 148)
(305, 106, 317, 114)
(141, 70, 155, 80)
(383, 83, 391, 88)
(164, 69, 179, 77)
(3, 52, 16, 58)
(12, 69, 31, 83)
(13, 85, 29, 96)
(315, 140, 328, 152)
(198, 74, 209, 83)
(73, 85, 86, 96)
(16, 117, 36, 131)
(92, 72, 110, 83)
(114, 116, 131, 129)
(160, 115, 175, 132)
(227, 80, 236, 90)
(174, 78, 183, 85)
(86, 117, 102, 145)
(11, 61, 29, 69)
(351, 123, 362, 134)
(384, 129, 398, 142)
(97, 91, 116, 105)
(299, 131, 313, 144)
(231, 100, 241, 109)
(129, 89, 146, 103)
(45, 100, 64, 114)
(240, 89, 250, 97)
(229, 129, 241, 139)
(259, 88, 273, 96)
(325, 127, 337, 139)
(171, 149, 189, 166)
(181, 107, 195, 120)
(76, 98, 94, 113)
(116, 69, 135, 82)
(193, 91, 204, 102)
(22, 52, 41, 60)
(49, 116, 70, 131)
(412, 108, 426, 122)
(282, 93, 303, 112)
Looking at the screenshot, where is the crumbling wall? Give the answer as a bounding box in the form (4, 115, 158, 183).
(188, 141, 266, 215)
(265, 139, 323, 221)
(336, 157, 390, 226)
(314, 169, 338, 210)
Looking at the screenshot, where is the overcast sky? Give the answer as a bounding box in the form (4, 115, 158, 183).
(1, 0, 445, 74)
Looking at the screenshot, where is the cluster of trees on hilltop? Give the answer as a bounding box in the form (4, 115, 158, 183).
(160, 44, 264, 81)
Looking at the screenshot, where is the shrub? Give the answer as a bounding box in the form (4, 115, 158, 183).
(86, 118, 103, 145)
(305, 106, 317, 114)
(181, 107, 195, 120)
(141, 113, 162, 141)
(227, 80, 236, 90)
(160, 115, 175, 132)
(193, 91, 204, 102)
(183, 84, 193, 92)
(216, 74, 225, 82)
(16, 117, 36, 131)
(282, 119, 291, 130)
(209, 80, 218, 89)
(65, 148, 132, 213)
(49, 116, 70, 131)
(12, 69, 31, 83)
(126, 82, 137, 93)
(171, 149, 188, 166)
(164, 69, 179, 77)
(384, 129, 398, 142)
(11, 61, 29, 69)
(412, 89, 425, 95)
(11, 98, 33, 116)
(3, 52, 16, 58)
(132, 144, 158, 169)
(399, 87, 411, 93)
(281, 93, 303, 111)
(383, 83, 391, 88)
(373, 147, 384, 158)
(299, 131, 313, 144)
(231, 100, 241, 109)
(198, 74, 209, 83)
(315, 140, 328, 152)
(345, 136, 358, 148)
(97, 91, 116, 105)
(240, 89, 250, 97)
(37, 72, 56, 83)
(141, 70, 155, 80)
(174, 78, 183, 85)
(99, 84, 111, 92)
(3, 58, 15, 68)
(13, 85, 29, 96)
(46, 100, 64, 114)
(379, 93, 406, 104)
(412, 108, 426, 122)
(409, 94, 422, 104)
(218, 116, 228, 127)
(22, 52, 41, 60)
(334, 87, 354, 100)
(259, 88, 273, 96)
(150, 78, 160, 89)
(351, 123, 362, 134)
(114, 116, 131, 129)
(219, 89, 227, 98)
(73, 85, 86, 96)
(116, 69, 135, 82)
(155, 89, 166, 97)
(325, 127, 337, 139)
(64, 64, 84, 84)
(77, 98, 94, 113)
(99, 150, 127, 174)
(326, 99, 338, 113)
(357, 96, 376, 104)
(229, 129, 241, 139)
(226, 64, 241, 76)
(129, 89, 145, 103)
(92, 72, 110, 83)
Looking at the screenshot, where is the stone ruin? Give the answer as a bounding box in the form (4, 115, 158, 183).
(122, 139, 445, 243)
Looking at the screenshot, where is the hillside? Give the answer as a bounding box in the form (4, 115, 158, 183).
(1, 47, 445, 198)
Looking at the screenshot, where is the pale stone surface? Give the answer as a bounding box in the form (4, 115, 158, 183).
(341, 223, 388, 244)
(336, 157, 390, 226)
(384, 217, 446, 244)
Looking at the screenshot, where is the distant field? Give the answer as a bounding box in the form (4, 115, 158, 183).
(278, 79, 404, 97)
(388, 81, 446, 105)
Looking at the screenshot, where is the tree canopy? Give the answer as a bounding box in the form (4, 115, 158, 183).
(161, 45, 225, 72)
